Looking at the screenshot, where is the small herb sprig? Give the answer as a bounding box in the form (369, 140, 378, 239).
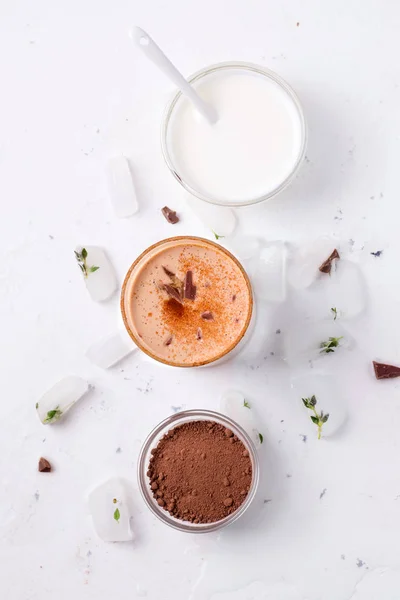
(74, 248, 100, 278)
(44, 407, 63, 424)
(302, 395, 329, 440)
(331, 307, 338, 320)
(320, 336, 343, 354)
(113, 507, 120, 523)
(258, 433, 264, 444)
(243, 400, 251, 408)
(212, 231, 225, 240)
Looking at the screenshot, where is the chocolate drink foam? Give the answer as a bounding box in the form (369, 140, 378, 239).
(124, 239, 252, 366)
(147, 420, 252, 524)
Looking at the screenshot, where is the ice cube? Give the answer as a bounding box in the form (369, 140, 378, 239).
(290, 371, 348, 438)
(249, 242, 287, 303)
(186, 196, 236, 237)
(107, 156, 139, 218)
(225, 235, 261, 261)
(288, 236, 338, 289)
(86, 329, 136, 369)
(322, 260, 367, 319)
(75, 246, 117, 302)
(88, 477, 134, 542)
(220, 390, 262, 446)
(283, 320, 353, 368)
(36, 376, 89, 424)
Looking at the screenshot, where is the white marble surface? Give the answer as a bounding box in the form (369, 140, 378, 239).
(2, 1, 400, 598)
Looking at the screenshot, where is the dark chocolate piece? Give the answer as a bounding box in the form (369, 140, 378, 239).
(162, 266, 175, 278)
(184, 270, 197, 300)
(161, 206, 179, 224)
(373, 361, 400, 380)
(319, 249, 340, 274)
(164, 335, 173, 346)
(162, 284, 183, 304)
(201, 311, 214, 320)
(162, 266, 183, 293)
(38, 457, 52, 472)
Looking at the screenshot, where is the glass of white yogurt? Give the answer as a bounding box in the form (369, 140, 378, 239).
(161, 62, 307, 207)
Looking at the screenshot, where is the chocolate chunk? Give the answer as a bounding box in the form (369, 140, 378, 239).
(196, 328, 202, 340)
(232, 294, 236, 302)
(162, 266, 183, 292)
(164, 335, 173, 346)
(319, 249, 340, 274)
(373, 361, 400, 380)
(162, 284, 183, 304)
(201, 311, 214, 321)
(162, 266, 175, 279)
(161, 206, 179, 224)
(184, 270, 197, 300)
(38, 457, 52, 472)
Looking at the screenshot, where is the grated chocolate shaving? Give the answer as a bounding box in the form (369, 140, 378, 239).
(162, 284, 183, 304)
(319, 249, 340, 274)
(38, 457, 52, 472)
(201, 311, 214, 321)
(164, 335, 173, 346)
(373, 361, 400, 380)
(161, 206, 179, 224)
(196, 328, 202, 340)
(232, 294, 236, 302)
(184, 270, 197, 300)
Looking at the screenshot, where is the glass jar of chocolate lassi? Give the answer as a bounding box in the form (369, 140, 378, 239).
(121, 236, 253, 367)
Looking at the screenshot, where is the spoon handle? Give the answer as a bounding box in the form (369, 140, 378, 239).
(131, 27, 218, 124)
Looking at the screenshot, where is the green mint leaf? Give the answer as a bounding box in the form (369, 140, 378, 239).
(302, 398, 310, 408)
(258, 433, 264, 444)
(322, 414, 330, 423)
(310, 395, 317, 406)
(243, 400, 251, 409)
(113, 507, 120, 523)
(331, 307, 338, 320)
(89, 265, 100, 273)
(212, 231, 225, 240)
(35, 402, 39, 409)
(74, 250, 81, 260)
(310, 415, 319, 425)
(81, 248, 88, 259)
(44, 407, 63, 423)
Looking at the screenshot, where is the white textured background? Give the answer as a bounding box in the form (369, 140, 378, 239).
(1, 1, 400, 599)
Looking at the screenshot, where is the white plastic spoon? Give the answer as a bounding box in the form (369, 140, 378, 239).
(130, 26, 218, 124)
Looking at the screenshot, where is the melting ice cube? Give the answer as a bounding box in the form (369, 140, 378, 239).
(249, 242, 287, 303)
(283, 320, 354, 368)
(288, 236, 339, 289)
(322, 259, 367, 320)
(225, 235, 261, 261)
(220, 390, 262, 446)
(107, 156, 139, 218)
(86, 329, 136, 369)
(88, 477, 134, 542)
(36, 376, 89, 424)
(75, 246, 117, 302)
(186, 196, 236, 237)
(290, 371, 348, 438)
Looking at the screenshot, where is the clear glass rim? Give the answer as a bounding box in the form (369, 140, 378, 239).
(161, 61, 308, 208)
(137, 409, 260, 533)
(120, 236, 254, 368)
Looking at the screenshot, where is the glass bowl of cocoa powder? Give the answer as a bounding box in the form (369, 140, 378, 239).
(138, 409, 260, 533)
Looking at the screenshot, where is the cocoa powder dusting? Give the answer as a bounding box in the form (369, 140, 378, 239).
(147, 420, 252, 524)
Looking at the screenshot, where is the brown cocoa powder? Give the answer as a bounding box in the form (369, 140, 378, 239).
(147, 420, 252, 524)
